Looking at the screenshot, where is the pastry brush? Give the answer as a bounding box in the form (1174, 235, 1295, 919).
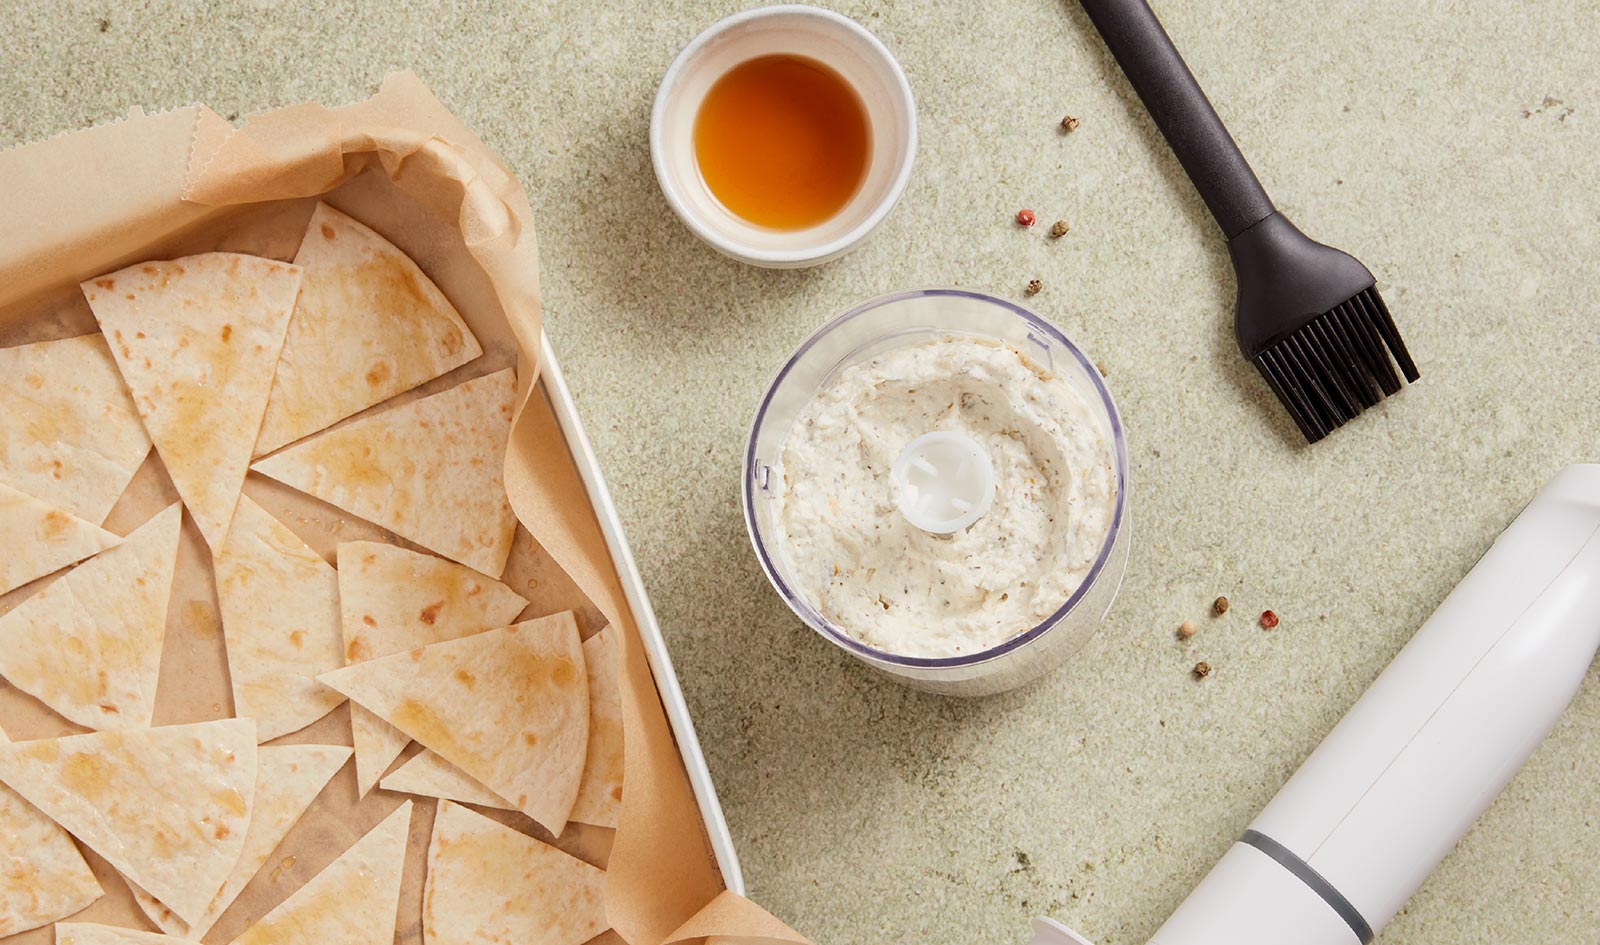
(1079, 0, 1418, 442)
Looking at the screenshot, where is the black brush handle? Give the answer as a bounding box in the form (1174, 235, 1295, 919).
(1080, 0, 1275, 239)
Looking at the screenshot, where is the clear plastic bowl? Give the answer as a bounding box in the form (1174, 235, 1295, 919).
(743, 288, 1131, 696)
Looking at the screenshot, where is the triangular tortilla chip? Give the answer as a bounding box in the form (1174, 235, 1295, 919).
(133, 744, 352, 940)
(0, 718, 256, 926)
(380, 749, 513, 811)
(336, 541, 527, 794)
(0, 333, 151, 523)
(215, 497, 346, 741)
(0, 724, 101, 938)
(318, 612, 588, 834)
(0, 504, 179, 729)
(227, 800, 411, 945)
(55, 923, 193, 945)
(83, 254, 302, 551)
(423, 801, 606, 945)
(570, 625, 624, 828)
(252, 369, 518, 576)
(0, 481, 119, 596)
(253, 203, 483, 456)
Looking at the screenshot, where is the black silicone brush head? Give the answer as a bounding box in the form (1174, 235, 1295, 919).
(1228, 213, 1419, 443)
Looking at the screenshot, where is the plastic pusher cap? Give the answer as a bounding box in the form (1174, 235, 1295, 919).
(890, 431, 996, 534)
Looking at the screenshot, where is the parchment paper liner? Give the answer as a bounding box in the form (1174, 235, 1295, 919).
(0, 72, 807, 945)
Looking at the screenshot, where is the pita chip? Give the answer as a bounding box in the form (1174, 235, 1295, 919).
(318, 612, 588, 834)
(0, 718, 256, 926)
(423, 801, 606, 945)
(0, 481, 119, 596)
(253, 203, 483, 456)
(380, 749, 513, 811)
(133, 744, 352, 940)
(0, 503, 179, 730)
(227, 800, 412, 945)
(215, 497, 346, 741)
(570, 625, 624, 828)
(0, 724, 101, 938)
(337, 541, 527, 794)
(55, 923, 193, 945)
(0, 333, 151, 523)
(83, 254, 302, 551)
(252, 369, 518, 576)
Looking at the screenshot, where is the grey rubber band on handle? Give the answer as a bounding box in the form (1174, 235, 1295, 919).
(1240, 829, 1375, 944)
(1078, 0, 1275, 239)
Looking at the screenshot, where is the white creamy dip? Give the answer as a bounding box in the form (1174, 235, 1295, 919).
(771, 335, 1118, 658)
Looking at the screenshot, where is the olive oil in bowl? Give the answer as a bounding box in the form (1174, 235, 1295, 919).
(692, 54, 871, 231)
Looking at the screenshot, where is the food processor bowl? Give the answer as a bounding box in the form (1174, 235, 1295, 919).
(743, 288, 1131, 696)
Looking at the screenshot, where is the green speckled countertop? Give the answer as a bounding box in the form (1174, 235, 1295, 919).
(5, 2, 1599, 942)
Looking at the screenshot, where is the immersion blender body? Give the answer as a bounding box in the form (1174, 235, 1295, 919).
(1032, 465, 1600, 944)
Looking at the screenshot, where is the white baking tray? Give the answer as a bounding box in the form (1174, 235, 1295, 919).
(537, 329, 744, 894)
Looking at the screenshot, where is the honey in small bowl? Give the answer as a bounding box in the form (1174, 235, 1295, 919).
(693, 54, 871, 231)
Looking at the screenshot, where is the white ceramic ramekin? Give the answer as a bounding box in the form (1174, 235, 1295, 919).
(649, 5, 917, 268)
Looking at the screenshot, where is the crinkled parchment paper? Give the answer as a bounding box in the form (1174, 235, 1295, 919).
(0, 72, 806, 945)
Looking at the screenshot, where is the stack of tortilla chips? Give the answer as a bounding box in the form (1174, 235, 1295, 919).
(0, 204, 623, 945)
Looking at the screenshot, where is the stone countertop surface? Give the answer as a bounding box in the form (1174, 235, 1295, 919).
(5, 2, 1599, 942)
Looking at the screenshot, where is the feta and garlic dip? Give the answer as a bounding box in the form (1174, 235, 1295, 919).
(771, 335, 1117, 658)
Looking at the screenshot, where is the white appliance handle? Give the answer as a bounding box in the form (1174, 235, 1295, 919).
(1030, 464, 1600, 945)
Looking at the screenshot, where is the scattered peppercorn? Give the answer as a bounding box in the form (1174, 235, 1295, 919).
(1061, 114, 1081, 132)
(1025, 278, 1042, 296)
(1213, 596, 1230, 616)
(1049, 220, 1069, 238)
(1192, 661, 1211, 679)
(1260, 609, 1279, 629)
(1176, 620, 1196, 640)
(1016, 209, 1036, 227)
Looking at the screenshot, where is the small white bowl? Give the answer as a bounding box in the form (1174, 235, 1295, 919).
(650, 5, 918, 269)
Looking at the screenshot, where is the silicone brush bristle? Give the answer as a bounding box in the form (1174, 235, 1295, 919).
(1252, 287, 1419, 443)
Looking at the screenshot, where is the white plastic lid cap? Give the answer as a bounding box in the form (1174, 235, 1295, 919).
(890, 431, 996, 534)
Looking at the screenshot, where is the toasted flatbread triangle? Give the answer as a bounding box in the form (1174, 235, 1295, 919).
(252, 369, 518, 576)
(423, 801, 607, 945)
(0, 333, 151, 523)
(0, 724, 101, 938)
(134, 744, 352, 940)
(215, 497, 346, 741)
(254, 203, 483, 456)
(0, 503, 180, 729)
(55, 923, 193, 945)
(336, 541, 527, 795)
(0, 718, 256, 926)
(83, 254, 302, 551)
(380, 749, 513, 811)
(0, 481, 119, 596)
(227, 800, 412, 945)
(570, 625, 624, 828)
(318, 612, 588, 834)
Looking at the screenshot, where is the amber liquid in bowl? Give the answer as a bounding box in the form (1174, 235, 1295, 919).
(692, 54, 871, 231)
